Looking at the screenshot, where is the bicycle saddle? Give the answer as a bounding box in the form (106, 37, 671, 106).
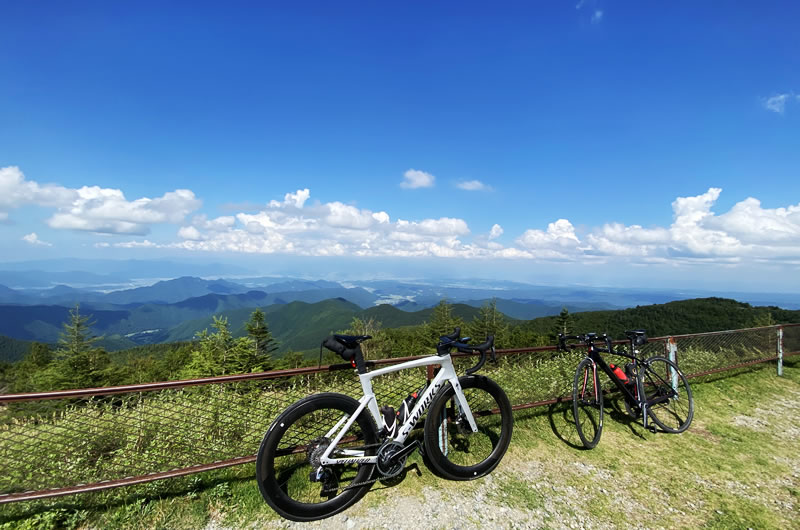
(332, 334, 372, 348)
(624, 329, 648, 345)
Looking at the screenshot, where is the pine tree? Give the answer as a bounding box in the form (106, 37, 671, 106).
(27, 342, 53, 368)
(244, 309, 278, 371)
(550, 307, 575, 342)
(425, 299, 464, 344)
(53, 304, 110, 389)
(466, 299, 510, 348)
(246, 309, 278, 356)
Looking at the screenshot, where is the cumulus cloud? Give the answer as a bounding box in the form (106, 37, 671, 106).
(1, 166, 201, 235)
(401, 169, 435, 189)
(47, 187, 200, 235)
(22, 232, 52, 247)
(515, 219, 582, 260)
(0, 166, 75, 211)
(169, 189, 475, 258)
(9, 164, 800, 267)
(585, 188, 800, 261)
(456, 180, 491, 191)
(107, 185, 800, 265)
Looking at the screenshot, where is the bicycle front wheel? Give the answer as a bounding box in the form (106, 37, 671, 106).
(256, 392, 379, 522)
(573, 357, 604, 449)
(642, 356, 694, 433)
(423, 375, 513, 481)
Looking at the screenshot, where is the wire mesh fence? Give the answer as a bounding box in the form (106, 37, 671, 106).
(1, 324, 796, 504)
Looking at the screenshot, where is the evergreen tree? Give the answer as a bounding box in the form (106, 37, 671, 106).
(246, 309, 278, 356)
(424, 299, 464, 345)
(27, 342, 53, 368)
(53, 304, 110, 389)
(550, 307, 574, 342)
(181, 316, 256, 377)
(466, 299, 510, 348)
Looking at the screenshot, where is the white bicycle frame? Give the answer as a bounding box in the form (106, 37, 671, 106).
(319, 352, 477, 466)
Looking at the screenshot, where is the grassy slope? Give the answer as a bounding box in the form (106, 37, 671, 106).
(1, 358, 797, 529)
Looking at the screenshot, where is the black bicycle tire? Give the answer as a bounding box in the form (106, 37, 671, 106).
(643, 356, 694, 433)
(256, 392, 379, 522)
(422, 375, 513, 481)
(572, 357, 604, 449)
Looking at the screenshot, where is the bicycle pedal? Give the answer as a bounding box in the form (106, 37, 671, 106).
(647, 425, 657, 433)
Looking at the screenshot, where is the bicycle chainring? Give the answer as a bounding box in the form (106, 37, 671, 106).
(376, 440, 406, 478)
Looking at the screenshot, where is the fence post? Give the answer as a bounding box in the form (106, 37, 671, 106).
(777, 326, 784, 376)
(667, 337, 678, 391)
(667, 337, 679, 391)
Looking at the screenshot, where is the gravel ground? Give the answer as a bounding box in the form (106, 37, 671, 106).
(206, 381, 800, 529)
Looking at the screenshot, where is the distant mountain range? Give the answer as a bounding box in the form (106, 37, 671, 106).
(0, 259, 798, 364)
(3, 295, 799, 365)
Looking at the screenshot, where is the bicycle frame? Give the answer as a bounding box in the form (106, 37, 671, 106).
(319, 352, 477, 466)
(583, 341, 674, 429)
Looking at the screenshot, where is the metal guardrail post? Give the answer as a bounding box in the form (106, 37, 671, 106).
(667, 336, 679, 391)
(777, 326, 784, 376)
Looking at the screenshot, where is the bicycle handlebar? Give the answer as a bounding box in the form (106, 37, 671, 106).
(437, 328, 496, 375)
(557, 332, 612, 352)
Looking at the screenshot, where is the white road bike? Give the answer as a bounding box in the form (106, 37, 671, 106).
(256, 328, 513, 521)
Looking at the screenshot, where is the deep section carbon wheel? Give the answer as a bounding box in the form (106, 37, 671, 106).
(256, 393, 379, 522)
(423, 375, 513, 481)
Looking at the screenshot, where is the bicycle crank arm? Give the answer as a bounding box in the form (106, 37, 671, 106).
(394, 440, 422, 461)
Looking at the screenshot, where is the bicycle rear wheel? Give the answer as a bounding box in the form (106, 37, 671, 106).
(572, 357, 604, 449)
(256, 392, 379, 521)
(423, 375, 513, 481)
(642, 356, 694, 433)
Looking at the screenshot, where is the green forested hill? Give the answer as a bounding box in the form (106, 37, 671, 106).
(165, 300, 483, 353)
(0, 335, 34, 363)
(360, 303, 482, 328)
(521, 297, 800, 338)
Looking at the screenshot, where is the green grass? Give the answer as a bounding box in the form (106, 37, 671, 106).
(1, 359, 797, 528)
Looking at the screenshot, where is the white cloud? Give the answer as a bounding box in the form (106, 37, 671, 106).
(96, 240, 160, 249)
(325, 202, 381, 229)
(46, 187, 201, 235)
(22, 232, 52, 247)
(584, 188, 800, 261)
(400, 169, 435, 189)
(456, 180, 491, 191)
(268, 188, 310, 208)
(489, 224, 503, 239)
(516, 219, 581, 260)
(0, 166, 75, 211)
(591, 9, 604, 23)
(178, 226, 204, 241)
(1, 166, 201, 235)
(764, 93, 793, 114)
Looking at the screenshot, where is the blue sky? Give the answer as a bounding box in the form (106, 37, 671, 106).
(1, 1, 799, 291)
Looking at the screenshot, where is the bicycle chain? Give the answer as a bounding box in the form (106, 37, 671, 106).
(319, 442, 406, 494)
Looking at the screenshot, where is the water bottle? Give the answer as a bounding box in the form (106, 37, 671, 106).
(609, 363, 629, 384)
